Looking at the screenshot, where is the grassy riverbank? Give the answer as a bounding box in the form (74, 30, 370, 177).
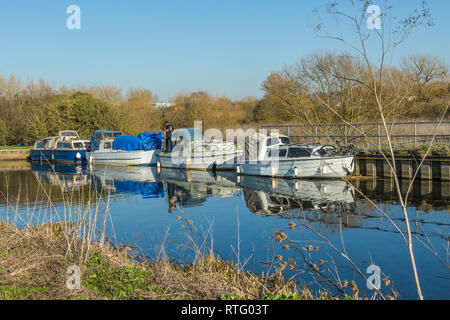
(0, 221, 328, 300)
(0, 146, 31, 150)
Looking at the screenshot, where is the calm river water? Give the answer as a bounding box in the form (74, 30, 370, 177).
(0, 163, 449, 299)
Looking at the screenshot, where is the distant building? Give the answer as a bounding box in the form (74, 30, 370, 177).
(153, 102, 175, 108)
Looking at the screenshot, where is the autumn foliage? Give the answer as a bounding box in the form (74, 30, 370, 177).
(0, 53, 448, 146)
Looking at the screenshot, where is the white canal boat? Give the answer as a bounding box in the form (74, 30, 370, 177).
(87, 130, 162, 166)
(237, 133, 355, 179)
(157, 128, 243, 171)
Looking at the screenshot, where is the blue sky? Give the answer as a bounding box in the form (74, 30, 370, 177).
(0, 0, 449, 101)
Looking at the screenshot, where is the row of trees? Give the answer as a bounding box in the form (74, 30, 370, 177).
(0, 53, 448, 145)
(262, 52, 449, 124)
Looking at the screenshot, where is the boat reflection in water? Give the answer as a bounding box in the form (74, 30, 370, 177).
(31, 162, 89, 192)
(238, 175, 356, 219)
(90, 165, 164, 199)
(158, 169, 240, 211)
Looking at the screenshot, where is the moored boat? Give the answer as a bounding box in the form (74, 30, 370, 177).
(157, 128, 243, 171)
(87, 130, 163, 166)
(30, 130, 89, 163)
(237, 133, 355, 179)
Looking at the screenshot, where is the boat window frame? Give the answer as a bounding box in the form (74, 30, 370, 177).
(287, 146, 313, 158)
(266, 137, 281, 147)
(267, 148, 287, 158)
(72, 142, 85, 149)
(280, 137, 291, 145)
(56, 141, 73, 149)
(35, 141, 44, 149)
(103, 141, 113, 150)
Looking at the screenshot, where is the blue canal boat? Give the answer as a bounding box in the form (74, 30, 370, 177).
(30, 130, 90, 163)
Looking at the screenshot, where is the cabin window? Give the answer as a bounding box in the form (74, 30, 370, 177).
(266, 138, 280, 147)
(72, 142, 84, 149)
(61, 131, 78, 138)
(268, 149, 287, 158)
(280, 137, 290, 145)
(57, 142, 72, 149)
(35, 141, 44, 149)
(103, 142, 112, 149)
(288, 147, 311, 158)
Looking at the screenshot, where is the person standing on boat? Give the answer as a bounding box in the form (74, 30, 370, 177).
(162, 121, 169, 151)
(163, 121, 174, 152)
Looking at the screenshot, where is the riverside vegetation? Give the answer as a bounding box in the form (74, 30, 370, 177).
(0, 177, 402, 301)
(0, 52, 448, 147)
(0, 213, 333, 300)
(0, 168, 332, 300)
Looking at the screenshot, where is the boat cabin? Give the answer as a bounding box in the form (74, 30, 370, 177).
(90, 130, 123, 151)
(96, 138, 115, 153)
(267, 144, 338, 159)
(55, 140, 90, 150)
(35, 136, 58, 149)
(246, 133, 339, 161)
(244, 133, 290, 161)
(34, 131, 87, 150)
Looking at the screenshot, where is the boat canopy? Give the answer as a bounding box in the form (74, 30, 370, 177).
(112, 132, 163, 151)
(90, 130, 123, 151)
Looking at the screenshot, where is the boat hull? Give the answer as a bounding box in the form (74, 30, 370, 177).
(238, 156, 355, 179)
(87, 150, 159, 166)
(30, 149, 87, 163)
(89, 164, 158, 182)
(157, 152, 241, 171)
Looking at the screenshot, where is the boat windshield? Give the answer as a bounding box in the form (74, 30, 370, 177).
(60, 131, 79, 138)
(90, 130, 123, 151)
(35, 141, 44, 149)
(172, 128, 208, 142)
(280, 137, 290, 145)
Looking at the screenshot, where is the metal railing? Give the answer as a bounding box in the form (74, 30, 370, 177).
(260, 121, 450, 148)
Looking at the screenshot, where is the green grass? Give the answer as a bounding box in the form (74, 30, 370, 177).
(0, 146, 32, 150)
(0, 285, 49, 300)
(83, 252, 167, 299)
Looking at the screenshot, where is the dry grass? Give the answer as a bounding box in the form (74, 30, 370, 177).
(0, 220, 320, 300)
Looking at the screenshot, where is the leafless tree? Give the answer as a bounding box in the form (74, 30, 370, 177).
(311, 0, 445, 300)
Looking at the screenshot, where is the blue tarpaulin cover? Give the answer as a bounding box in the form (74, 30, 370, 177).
(112, 132, 163, 151)
(114, 180, 165, 198)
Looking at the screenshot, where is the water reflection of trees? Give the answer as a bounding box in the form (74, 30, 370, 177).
(0, 163, 93, 207)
